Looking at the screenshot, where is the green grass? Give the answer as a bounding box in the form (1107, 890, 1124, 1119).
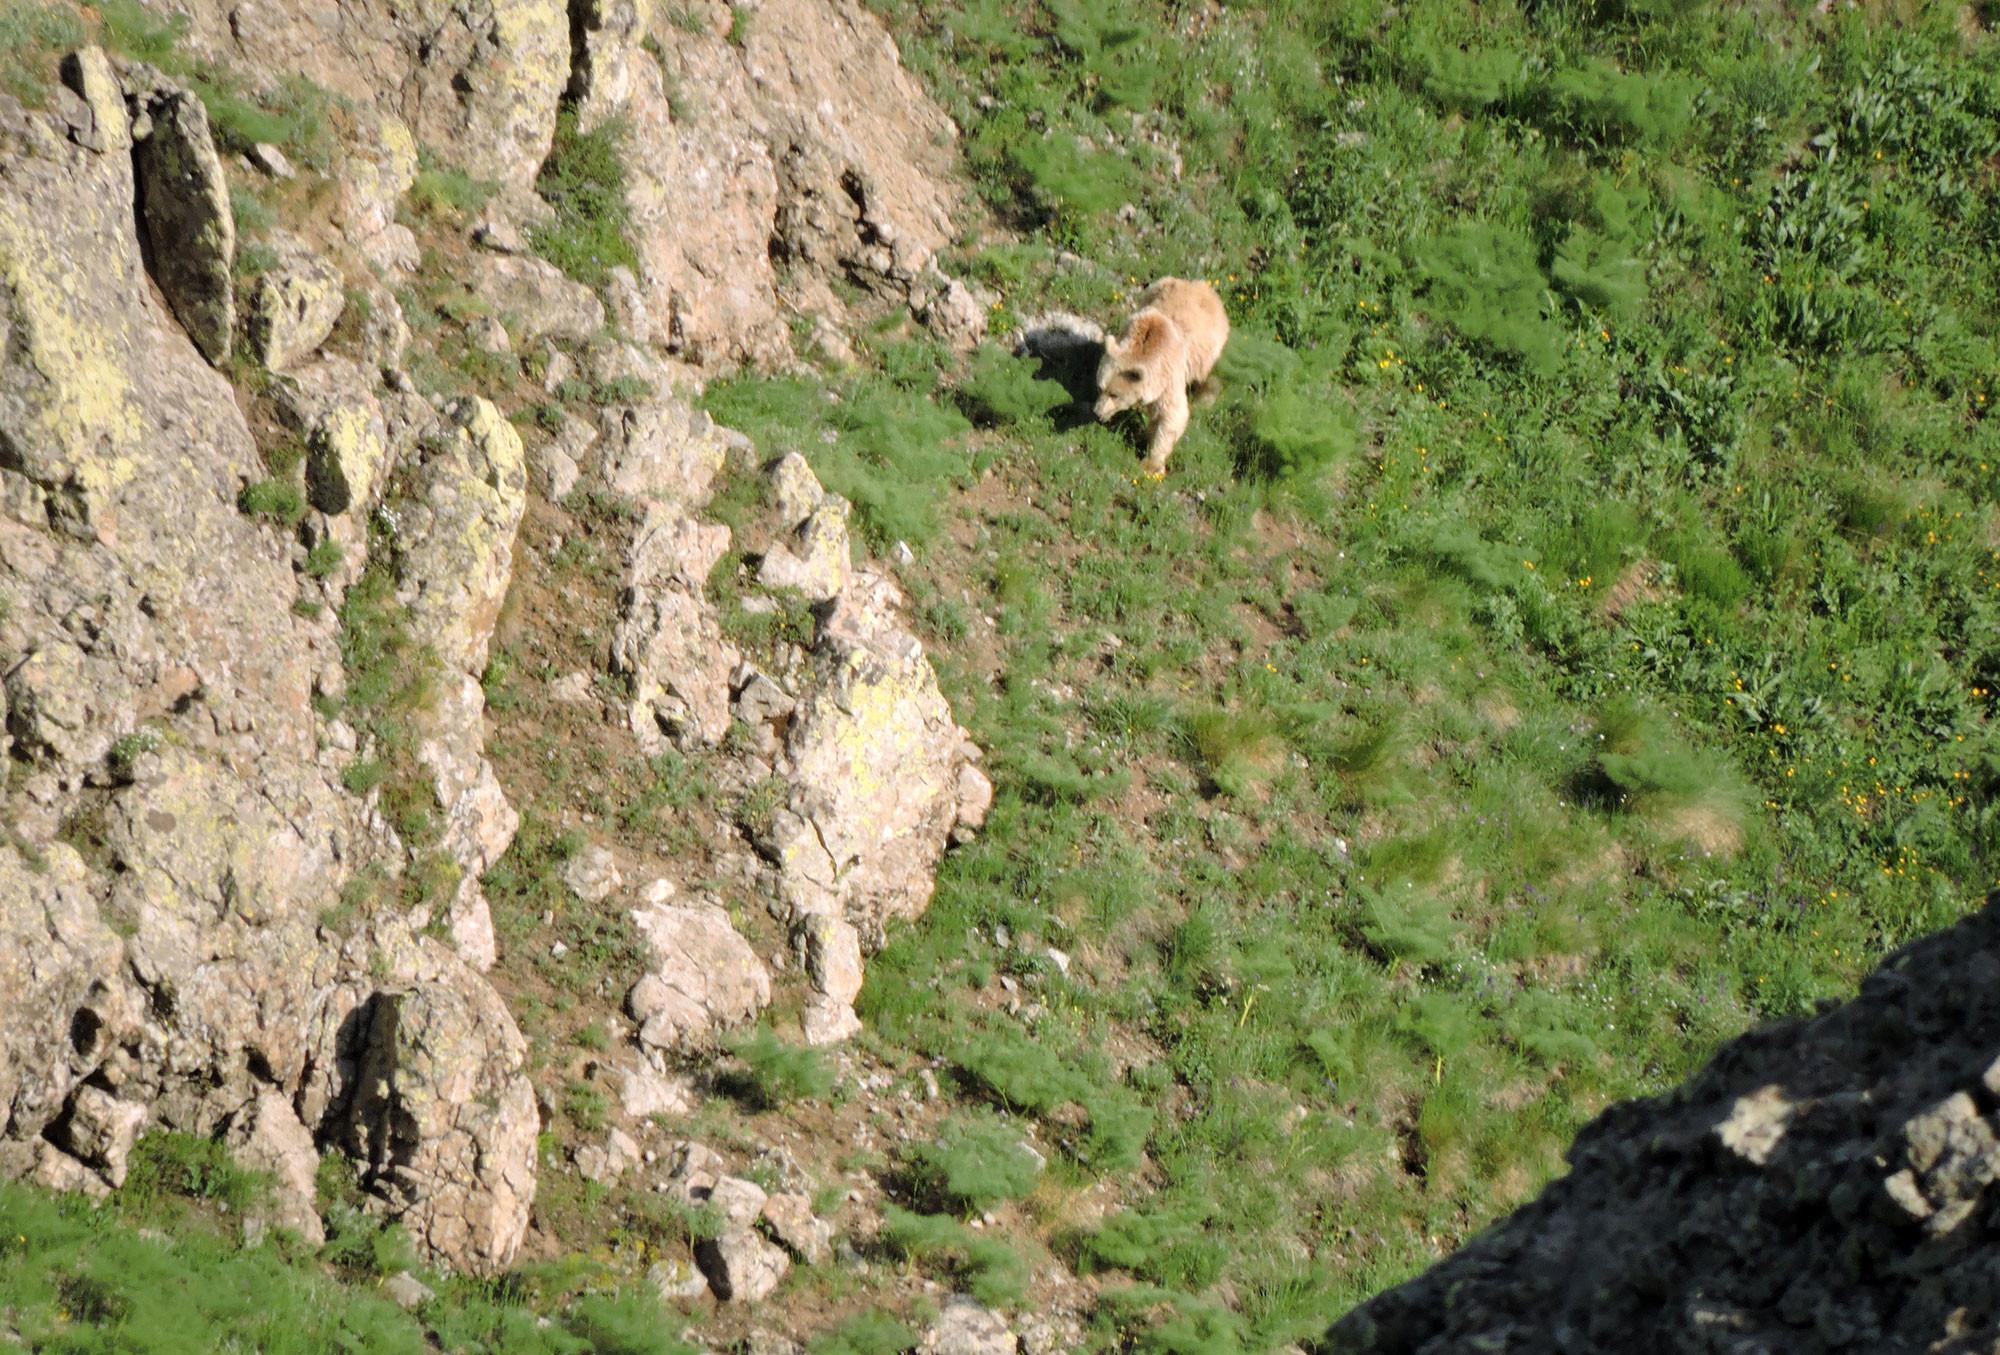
(721, 1025, 836, 1110)
(822, 0, 2000, 1347)
(533, 111, 641, 288)
(0, 3, 86, 106)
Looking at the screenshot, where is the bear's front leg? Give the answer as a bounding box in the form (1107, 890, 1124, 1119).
(1141, 386, 1191, 479)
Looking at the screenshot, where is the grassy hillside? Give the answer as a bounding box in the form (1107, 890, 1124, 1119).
(2, 0, 1997, 1352)
(707, 0, 2000, 1345)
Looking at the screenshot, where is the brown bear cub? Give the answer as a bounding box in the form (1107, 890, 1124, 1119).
(1093, 277, 1230, 478)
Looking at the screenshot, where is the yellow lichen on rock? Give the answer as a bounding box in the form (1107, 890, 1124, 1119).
(0, 203, 142, 497)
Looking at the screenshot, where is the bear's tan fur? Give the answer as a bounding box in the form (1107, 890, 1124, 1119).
(1093, 277, 1230, 478)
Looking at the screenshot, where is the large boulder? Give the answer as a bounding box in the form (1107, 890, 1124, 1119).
(768, 569, 975, 945)
(1323, 891, 2000, 1355)
(627, 900, 771, 1052)
(244, 231, 345, 372)
(127, 73, 234, 363)
(335, 963, 538, 1276)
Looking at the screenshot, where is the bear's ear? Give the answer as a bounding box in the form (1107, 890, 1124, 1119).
(1127, 311, 1173, 361)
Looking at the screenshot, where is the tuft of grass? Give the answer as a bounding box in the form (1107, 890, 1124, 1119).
(0, 3, 87, 106)
(532, 111, 641, 288)
(900, 1111, 1044, 1215)
(879, 1206, 1029, 1308)
(722, 1026, 835, 1110)
(240, 479, 308, 524)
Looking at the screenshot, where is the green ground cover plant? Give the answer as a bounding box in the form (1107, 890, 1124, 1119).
(811, 0, 1999, 1346)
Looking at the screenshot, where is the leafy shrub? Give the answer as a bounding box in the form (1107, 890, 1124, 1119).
(879, 1206, 1029, 1307)
(1246, 383, 1358, 482)
(956, 345, 1073, 428)
(901, 1112, 1044, 1214)
(565, 1291, 702, 1355)
(1414, 224, 1563, 374)
(533, 111, 641, 287)
(723, 1026, 835, 1110)
(408, 157, 499, 223)
(807, 1310, 918, 1355)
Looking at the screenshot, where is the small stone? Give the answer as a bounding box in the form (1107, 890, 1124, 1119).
(468, 315, 511, 354)
(563, 844, 623, 904)
(548, 671, 595, 705)
(249, 142, 296, 179)
(383, 1271, 435, 1311)
(473, 217, 528, 254)
(1045, 946, 1071, 977)
(648, 1258, 709, 1302)
(891, 540, 916, 567)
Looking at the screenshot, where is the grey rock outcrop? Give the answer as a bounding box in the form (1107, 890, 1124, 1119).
(562, 0, 981, 367)
(175, 0, 569, 194)
(1322, 890, 2000, 1355)
(0, 88, 534, 1276)
(392, 398, 530, 971)
(613, 501, 740, 749)
(696, 1227, 792, 1303)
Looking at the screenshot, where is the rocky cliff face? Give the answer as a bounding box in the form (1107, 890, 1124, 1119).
(1322, 890, 2000, 1355)
(0, 0, 989, 1286)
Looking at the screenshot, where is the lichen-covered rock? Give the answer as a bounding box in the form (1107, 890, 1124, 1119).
(175, 0, 569, 195)
(1322, 890, 2000, 1355)
(760, 1192, 833, 1265)
(390, 399, 527, 969)
(802, 914, 864, 1008)
(627, 901, 771, 1050)
(227, 1090, 326, 1245)
(60, 48, 130, 156)
(245, 232, 345, 372)
(127, 75, 234, 363)
(0, 94, 534, 1275)
(563, 0, 971, 366)
(466, 252, 606, 344)
(771, 569, 977, 944)
(563, 843, 624, 904)
(396, 397, 528, 676)
(612, 502, 740, 748)
(921, 1297, 1016, 1355)
(696, 1228, 792, 1303)
(757, 497, 852, 603)
(337, 973, 538, 1276)
(766, 452, 825, 530)
(275, 358, 394, 535)
(593, 400, 729, 506)
(333, 110, 419, 271)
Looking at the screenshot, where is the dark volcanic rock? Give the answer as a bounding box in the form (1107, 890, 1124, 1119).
(1323, 891, 2000, 1355)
